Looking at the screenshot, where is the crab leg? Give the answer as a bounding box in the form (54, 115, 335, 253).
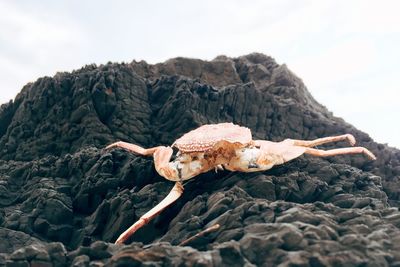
(115, 182, 184, 244)
(285, 134, 356, 147)
(255, 140, 307, 164)
(106, 141, 163, 156)
(106, 143, 179, 180)
(254, 138, 375, 166)
(304, 147, 376, 160)
(153, 146, 180, 181)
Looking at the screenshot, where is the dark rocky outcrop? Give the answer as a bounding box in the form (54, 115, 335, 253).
(0, 53, 400, 266)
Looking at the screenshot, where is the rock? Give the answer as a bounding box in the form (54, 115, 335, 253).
(9, 245, 50, 261)
(212, 241, 246, 267)
(30, 260, 53, 267)
(0, 54, 399, 266)
(5, 260, 30, 267)
(46, 242, 67, 266)
(71, 255, 90, 267)
(0, 228, 44, 254)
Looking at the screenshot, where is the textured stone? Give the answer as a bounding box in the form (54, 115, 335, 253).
(0, 54, 399, 266)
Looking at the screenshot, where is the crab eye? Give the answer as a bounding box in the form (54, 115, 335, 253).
(192, 156, 198, 160)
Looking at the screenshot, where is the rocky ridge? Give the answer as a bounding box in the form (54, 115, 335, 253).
(0, 53, 400, 266)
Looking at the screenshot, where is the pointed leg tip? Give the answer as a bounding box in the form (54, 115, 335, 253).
(347, 134, 356, 146)
(105, 144, 113, 150)
(106, 141, 121, 150)
(176, 182, 184, 193)
(115, 239, 124, 245)
(365, 149, 377, 160)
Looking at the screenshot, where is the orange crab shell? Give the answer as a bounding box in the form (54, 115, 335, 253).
(172, 123, 253, 153)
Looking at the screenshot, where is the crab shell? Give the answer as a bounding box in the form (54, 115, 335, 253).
(172, 123, 253, 153)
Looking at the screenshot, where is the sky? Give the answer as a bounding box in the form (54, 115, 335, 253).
(0, 0, 399, 148)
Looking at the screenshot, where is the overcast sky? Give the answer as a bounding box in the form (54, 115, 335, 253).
(1, 0, 399, 148)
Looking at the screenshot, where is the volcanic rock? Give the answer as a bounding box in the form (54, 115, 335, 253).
(0, 53, 400, 266)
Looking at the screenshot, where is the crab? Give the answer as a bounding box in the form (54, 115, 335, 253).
(106, 122, 376, 244)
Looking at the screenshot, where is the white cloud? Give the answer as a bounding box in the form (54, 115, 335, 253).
(0, 1, 88, 103)
(333, 0, 400, 34)
(289, 38, 378, 90)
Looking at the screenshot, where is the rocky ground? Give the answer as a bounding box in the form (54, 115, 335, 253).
(0, 53, 400, 266)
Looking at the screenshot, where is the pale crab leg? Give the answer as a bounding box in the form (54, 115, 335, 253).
(179, 223, 220, 246)
(153, 146, 179, 181)
(255, 140, 307, 164)
(254, 138, 375, 166)
(106, 142, 179, 181)
(285, 134, 356, 147)
(106, 141, 163, 156)
(115, 182, 184, 244)
(304, 147, 376, 160)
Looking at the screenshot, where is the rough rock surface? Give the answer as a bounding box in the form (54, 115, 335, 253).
(0, 53, 400, 266)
